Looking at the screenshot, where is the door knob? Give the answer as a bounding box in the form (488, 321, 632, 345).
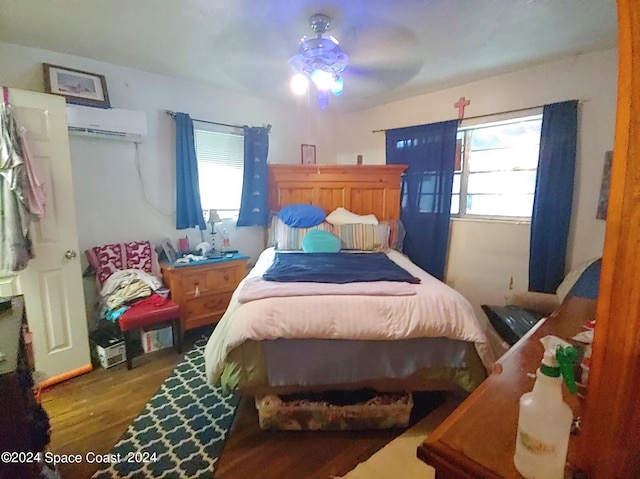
(65, 250, 77, 260)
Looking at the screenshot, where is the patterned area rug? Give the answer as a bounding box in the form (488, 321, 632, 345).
(92, 338, 239, 479)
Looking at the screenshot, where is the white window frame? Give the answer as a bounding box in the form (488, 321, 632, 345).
(452, 112, 543, 222)
(193, 122, 244, 220)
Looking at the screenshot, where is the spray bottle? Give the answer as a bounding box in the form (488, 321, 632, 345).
(514, 335, 578, 479)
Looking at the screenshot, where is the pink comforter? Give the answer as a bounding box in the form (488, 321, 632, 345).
(204, 248, 495, 386)
(238, 276, 416, 303)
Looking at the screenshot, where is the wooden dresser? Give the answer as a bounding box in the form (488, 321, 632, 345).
(0, 296, 52, 479)
(160, 254, 248, 335)
(417, 297, 596, 478)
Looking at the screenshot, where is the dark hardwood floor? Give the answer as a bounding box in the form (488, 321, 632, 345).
(42, 334, 188, 479)
(42, 328, 449, 479)
(215, 397, 400, 479)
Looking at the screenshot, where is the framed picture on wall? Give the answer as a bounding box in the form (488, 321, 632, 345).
(43, 63, 111, 108)
(301, 144, 316, 164)
(596, 150, 613, 220)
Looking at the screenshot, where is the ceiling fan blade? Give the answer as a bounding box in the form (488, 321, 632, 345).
(211, 17, 294, 95)
(208, 5, 424, 103)
(335, 14, 423, 93)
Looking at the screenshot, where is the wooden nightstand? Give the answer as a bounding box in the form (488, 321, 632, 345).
(160, 253, 249, 337)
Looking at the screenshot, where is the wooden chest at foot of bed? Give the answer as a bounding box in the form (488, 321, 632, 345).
(255, 391, 413, 431)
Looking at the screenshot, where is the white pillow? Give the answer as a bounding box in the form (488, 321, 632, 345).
(325, 207, 379, 226)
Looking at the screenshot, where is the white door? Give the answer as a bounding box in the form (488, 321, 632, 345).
(3, 88, 91, 380)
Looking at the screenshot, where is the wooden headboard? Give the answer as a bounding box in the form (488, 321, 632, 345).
(268, 164, 407, 221)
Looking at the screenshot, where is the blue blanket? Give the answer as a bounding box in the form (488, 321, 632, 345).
(262, 252, 421, 284)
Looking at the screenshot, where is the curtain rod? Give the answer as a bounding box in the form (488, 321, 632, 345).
(164, 110, 245, 130)
(370, 100, 583, 133)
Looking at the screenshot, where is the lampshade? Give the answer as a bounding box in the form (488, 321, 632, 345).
(288, 14, 348, 109)
(207, 209, 221, 224)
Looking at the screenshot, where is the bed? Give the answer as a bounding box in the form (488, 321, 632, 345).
(204, 164, 494, 397)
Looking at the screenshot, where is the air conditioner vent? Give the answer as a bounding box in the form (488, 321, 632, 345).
(66, 105, 147, 143)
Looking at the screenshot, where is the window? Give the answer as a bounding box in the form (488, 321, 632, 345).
(452, 114, 542, 219)
(194, 125, 244, 219)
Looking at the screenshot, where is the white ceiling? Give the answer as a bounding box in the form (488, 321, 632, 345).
(0, 0, 618, 113)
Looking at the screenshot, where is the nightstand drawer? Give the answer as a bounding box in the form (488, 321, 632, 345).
(180, 270, 212, 297)
(160, 254, 249, 333)
(180, 264, 243, 298)
(208, 264, 243, 292)
(183, 292, 233, 329)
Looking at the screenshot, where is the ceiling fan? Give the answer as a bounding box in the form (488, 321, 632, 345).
(212, 6, 424, 111)
(288, 13, 349, 109)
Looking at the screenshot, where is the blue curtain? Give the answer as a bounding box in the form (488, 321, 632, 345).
(529, 100, 579, 293)
(174, 112, 206, 230)
(386, 120, 459, 280)
(237, 125, 270, 226)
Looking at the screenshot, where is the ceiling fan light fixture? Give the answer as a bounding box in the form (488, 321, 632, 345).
(317, 90, 329, 110)
(290, 73, 309, 95)
(310, 68, 334, 90)
(288, 13, 349, 108)
(330, 76, 344, 95)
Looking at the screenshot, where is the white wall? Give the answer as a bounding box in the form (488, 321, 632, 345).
(0, 42, 327, 265)
(0, 41, 616, 325)
(329, 49, 617, 320)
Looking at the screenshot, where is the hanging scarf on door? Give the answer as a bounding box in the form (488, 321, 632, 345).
(0, 87, 35, 274)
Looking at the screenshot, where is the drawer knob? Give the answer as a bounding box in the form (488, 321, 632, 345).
(224, 274, 230, 281)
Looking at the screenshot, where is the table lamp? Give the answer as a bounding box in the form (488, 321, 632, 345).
(207, 209, 221, 235)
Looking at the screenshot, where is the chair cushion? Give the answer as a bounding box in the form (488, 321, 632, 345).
(86, 240, 154, 287)
(118, 298, 180, 331)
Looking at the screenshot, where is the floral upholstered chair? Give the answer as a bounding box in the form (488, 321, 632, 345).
(85, 240, 181, 369)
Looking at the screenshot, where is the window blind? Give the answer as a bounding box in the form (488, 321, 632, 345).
(194, 128, 244, 214)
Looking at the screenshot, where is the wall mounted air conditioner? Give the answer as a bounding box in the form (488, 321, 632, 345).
(66, 104, 147, 143)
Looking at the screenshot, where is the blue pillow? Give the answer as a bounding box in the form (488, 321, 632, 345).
(279, 204, 326, 228)
(569, 259, 601, 299)
(302, 229, 341, 253)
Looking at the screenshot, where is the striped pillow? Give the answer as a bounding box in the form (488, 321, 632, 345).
(334, 223, 391, 252)
(274, 218, 334, 251)
(380, 219, 406, 252)
(266, 211, 279, 247)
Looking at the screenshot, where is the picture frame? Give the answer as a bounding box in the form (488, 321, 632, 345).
(596, 150, 613, 220)
(43, 63, 111, 108)
(158, 239, 178, 264)
(301, 144, 316, 164)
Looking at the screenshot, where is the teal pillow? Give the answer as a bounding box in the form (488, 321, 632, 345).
(302, 229, 341, 253)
